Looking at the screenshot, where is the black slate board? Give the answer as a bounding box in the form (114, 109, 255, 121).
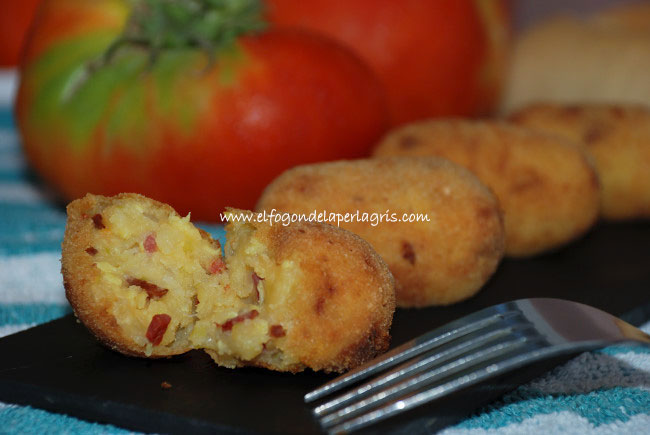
(1, 221, 649, 434)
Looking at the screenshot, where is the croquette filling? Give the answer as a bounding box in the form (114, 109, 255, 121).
(86, 200, 299, 367)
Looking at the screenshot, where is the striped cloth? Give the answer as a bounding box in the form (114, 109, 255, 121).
(1, 81, 649, 434)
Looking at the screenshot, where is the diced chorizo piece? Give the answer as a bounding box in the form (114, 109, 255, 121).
(252, 272, 264, 302)
(146, 314, 171, 345)
(92, 214, 105, 229)
(270, 324, 286, 338)
(218, 310, 259, 332)
(127, 277, 169, 300)
(208, 257, 226, 274)
(144, 234, 158, 253)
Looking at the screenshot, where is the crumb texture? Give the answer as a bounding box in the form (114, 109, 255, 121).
(373, 123, 600, 257)
(256, 157, 505, 306)
(62, 194, 395, 372)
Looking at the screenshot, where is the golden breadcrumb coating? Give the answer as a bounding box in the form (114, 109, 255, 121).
(62, 193, 395, 373)
(373, 120, 600, 257)
(256, 157, 505, 307)
(510, 103, 650, 220)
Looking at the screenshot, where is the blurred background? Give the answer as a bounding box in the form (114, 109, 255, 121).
(1, 2, 650, 433)
(513, 0, 638, 30)
(2, 0, 649, 220)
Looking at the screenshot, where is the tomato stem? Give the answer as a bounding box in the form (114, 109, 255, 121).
(102, 0, 265, 66)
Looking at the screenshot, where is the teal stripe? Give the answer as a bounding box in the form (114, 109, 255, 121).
(0, 303, 71, 326)
(598, 344, 650, 355)
(0, 150, 25, 172)
(0, 150, 27, 179)
(0, 240, 64, 255)
(0, 172, 26, 182)
(0, 148, 22, 157)
(0, 109, 14, 129)
(0, 203, 66, 255)
(0, 109, 26, 180)
(0, 199, 65, 214)
(0, 404, 130, 435)
(456, 387, 650, 429)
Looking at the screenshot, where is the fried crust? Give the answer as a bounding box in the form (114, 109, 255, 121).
(373, 120, 600, 257)
(256, 157, 505, 307)
(256, 218, 395, 372)
(510, 103, 650, 220)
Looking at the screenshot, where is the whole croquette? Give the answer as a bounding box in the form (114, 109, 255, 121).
(510, 103, 650, 220)
(62, 193, 395, 373)
(373, 120, 600, 257)
(256, 157, 505, 308)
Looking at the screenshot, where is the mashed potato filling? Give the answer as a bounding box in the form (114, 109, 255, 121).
(88, 200, 298, 366)
(191, 214, 302, 369)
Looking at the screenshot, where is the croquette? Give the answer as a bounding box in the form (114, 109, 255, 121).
(62, 193, 395, 373)
(373, 120, 600, 257)
(256, 157, 505, 308)
(510, 103, 650, 220)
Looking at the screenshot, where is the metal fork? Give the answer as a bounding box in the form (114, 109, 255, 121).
(305, 298, 650, 434)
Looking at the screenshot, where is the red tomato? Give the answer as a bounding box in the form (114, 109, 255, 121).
(266, 0, 511, 126)
(16, 0, 388, 221)
(0, 0, 42, 66)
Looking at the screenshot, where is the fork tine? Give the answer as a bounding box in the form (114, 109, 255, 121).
(310, 298, 650, 433)
(323, 337, 534, 433)
(314, 322, 530, 417)
(305, 306, 519, 402)
(319, 334, 534, 429)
